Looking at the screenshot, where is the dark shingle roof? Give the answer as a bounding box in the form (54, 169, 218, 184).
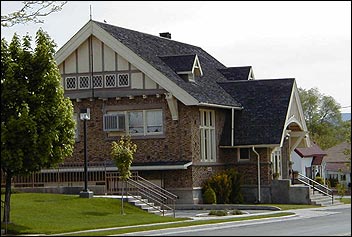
(218, 66, 252, 81)
(159, 54, 196, 73)
(219, 79, 295, 146)
(93, 20, 241, 107)
(295, 143, 326, 157)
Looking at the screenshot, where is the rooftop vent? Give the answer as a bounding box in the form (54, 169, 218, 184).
(159, 32, 171, 39)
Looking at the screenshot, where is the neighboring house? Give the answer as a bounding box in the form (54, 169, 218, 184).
(292, 143, 326, 179)
(52, 20, 311, 204)
(323, 142, 351, 189)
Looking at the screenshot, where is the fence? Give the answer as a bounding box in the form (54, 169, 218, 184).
(1, 161, 117, 191)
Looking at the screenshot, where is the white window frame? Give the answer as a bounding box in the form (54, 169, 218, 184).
(104, 74, 117, 88)
(65, 76, 77, 90)
(78, 76, 91, 89)
(103, 112, 126, 131)
(237, 148, 251, 162)
(92, 75, 103, 88)
(200, 109, 216, 162)
(117, 73, 130, 87)
(104, 109, 163, 136)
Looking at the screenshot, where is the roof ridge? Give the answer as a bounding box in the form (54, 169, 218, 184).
(92, 20, 203, 49)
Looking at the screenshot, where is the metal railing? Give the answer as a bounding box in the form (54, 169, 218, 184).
(1, 162, 114, 189)
(297, 173, 334, 205)
(106, 172, 177, 217)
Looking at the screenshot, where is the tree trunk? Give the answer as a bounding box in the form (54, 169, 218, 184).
(121, 179, 125, 215)
(3, 172, 12, 224)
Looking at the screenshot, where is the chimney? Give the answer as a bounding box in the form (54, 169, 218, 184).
(159, 32, 171, 39)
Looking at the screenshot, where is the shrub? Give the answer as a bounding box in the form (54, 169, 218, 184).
(228, 168, 244, 204)
(231, 209, 243, 215)
(203, 187, 217, 204)
(209, 210, 228, 216)
(202, 168, 244, 204)
(208, 173, 232, 204)
(314, 176, 324, 185)
(337, 183, 346, 198)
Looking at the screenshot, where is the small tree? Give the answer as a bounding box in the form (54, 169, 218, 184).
(111, 135, 137, 214)
(1, 30, 75, 224)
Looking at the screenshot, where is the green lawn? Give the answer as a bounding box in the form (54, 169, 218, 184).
(0, 192, 330, 235)
(1, 193, 186, 235)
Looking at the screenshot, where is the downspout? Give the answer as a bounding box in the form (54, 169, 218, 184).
(231, 108, 234, 146)
(252, 146, 261, 203)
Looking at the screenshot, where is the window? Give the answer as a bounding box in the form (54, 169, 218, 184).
(118, 73, 130, 87)
(104, 109, 163, 136)
(105, 74, 116, 88)
(78, 76, 90, 89)
(103, 113, 126, 131)
(238, 148, 251, 161)
(146, 110, 163, 133)
(65, 76, 77, 90)
(129, 111, 144, 134)
(200, 110, 216, 162)
(92, 75, 103, 88)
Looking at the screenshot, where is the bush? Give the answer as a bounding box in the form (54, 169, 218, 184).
(209, 210, 228, 216)
(231, 209, 243, 215)
(228, 168, 244, 204)
(314, 176, 324, 185)
(203, 187, 217, 204)
(202, 168, 244, 204)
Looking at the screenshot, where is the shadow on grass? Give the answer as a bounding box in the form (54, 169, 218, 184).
(1, 222, 32, 235)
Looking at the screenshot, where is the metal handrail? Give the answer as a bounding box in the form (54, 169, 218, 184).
(105, 172, 177, 217)
(131, 174, 178, 200)
(297, 173, 334, 204)
(126, 179, 175, 216)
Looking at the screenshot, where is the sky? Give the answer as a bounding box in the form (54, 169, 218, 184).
(1, 1, 351, 113)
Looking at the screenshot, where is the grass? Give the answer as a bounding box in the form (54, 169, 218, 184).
(0, 192, 334, 235)
(1, 193, 186, 235)
(68, 212, 294, 236)
(338, 198, 351, 204)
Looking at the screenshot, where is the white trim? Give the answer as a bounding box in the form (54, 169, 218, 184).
(198, 102, 243, 110)
(192, 54, 203, 76)
(280, 81, 310, 148)
(130, 162, 192, 171)
(55, 21, 199, 105)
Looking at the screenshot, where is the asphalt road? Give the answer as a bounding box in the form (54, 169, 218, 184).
(116, 204, 351, 236)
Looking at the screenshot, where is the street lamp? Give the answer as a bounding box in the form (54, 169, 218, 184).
(79, 108, 93, 198)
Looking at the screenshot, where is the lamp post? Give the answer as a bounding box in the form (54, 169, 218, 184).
(79, 108, 93, 198)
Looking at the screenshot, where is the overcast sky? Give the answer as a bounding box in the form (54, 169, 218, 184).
(1, 1, 351, 113)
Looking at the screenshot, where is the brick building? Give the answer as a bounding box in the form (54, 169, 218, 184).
(54, 20, 311, 204)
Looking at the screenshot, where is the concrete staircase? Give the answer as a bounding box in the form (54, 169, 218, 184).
(127, 196, 172, 216)
(310, 190, 344, 206)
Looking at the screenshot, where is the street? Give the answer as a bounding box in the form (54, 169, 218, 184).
(116, 204, 351, 236)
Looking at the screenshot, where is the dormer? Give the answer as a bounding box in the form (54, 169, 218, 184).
(159, 54, 203, 82)
(218, 66, 255, 81)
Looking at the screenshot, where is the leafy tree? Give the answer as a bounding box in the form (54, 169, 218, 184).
(111, 135, 137, 214)
(1, 1, 67, 27)
(298, 87, 345, 149)
(1, 30, 75, 223)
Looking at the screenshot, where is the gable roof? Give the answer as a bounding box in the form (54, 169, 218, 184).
(323, 142, 351, 163)
(90, 20, 241, 107)
(219, 78, 295, 146)
(218, 66, 253, 81)
(295, 143, 326, 158)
